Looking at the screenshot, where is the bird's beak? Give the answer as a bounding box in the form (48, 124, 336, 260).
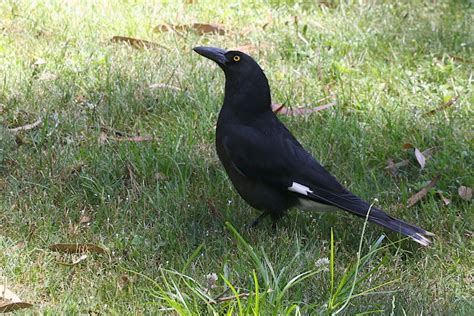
(193, 46, 228, 66)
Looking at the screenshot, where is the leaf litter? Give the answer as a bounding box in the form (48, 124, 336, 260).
(0, 284, 33, 313)
(407, 176, 440, 208)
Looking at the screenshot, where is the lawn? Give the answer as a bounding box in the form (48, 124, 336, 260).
(0, 0, 473, 314)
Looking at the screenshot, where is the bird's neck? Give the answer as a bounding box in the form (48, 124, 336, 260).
(221, 73, 272, 123)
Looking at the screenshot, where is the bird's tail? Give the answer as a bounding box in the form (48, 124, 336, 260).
(305, 191, 434, 246)
(366, 207, 434, 246)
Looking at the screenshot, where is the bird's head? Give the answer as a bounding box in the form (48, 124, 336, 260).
(193, 46, 259, 76)
(193, 46, 271, 114)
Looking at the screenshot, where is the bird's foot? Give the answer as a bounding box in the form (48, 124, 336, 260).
(248, 212, 269, 228)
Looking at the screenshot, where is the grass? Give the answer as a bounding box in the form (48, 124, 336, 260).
(0, 0, 473, 314)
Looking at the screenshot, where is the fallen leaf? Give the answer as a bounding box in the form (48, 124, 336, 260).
(68, 222, 79, 236)
(154, 23, 225, 35)
(437, 191, 451, 205)
(149, 83, 182, 92)
(0, 286, 20, 303)
(192, 23, 226, 35)
(0, 285, 33, 313)
(98, 131, 108, 144)
(112, 135, 154, 142)
(110, 36, 166, 50)
(421, 147, 435, 160)
(272, 101, 337, 116)
(414, 148, 426, 169)
(458, 186, 472, 201)
(117, 274, 133, 291)
(422, 96, 458, 117)
(386, 159, 397, 176)
(386, 159, 408, 176)
(271, 102, 286, 114)
(0, 301, 33, 313)
(7, 118, 42, 133)
(79, 215, 91, 224)
(232, 44, 257, 54)
(57, 254, 88, 266)
(49, 243, 107, 254)
(386, 147, 435, 175)
(449, 55, 474, 64)
(403, 143, 414, 149)
(407, 176, 440, 208)
(99, 130, 154, 143)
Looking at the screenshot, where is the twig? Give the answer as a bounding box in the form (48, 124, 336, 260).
(422, 96, 458, 117)
(385, 147, 435, 176)
(110, 36, 169, 50)
(407, 175, 440, 208)
(7, 118, 42, 133)
(449, 55, 474, 64)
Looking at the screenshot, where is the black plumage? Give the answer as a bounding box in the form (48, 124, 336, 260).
(193, 46, 434, 246)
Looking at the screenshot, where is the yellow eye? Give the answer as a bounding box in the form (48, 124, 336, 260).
(233, 55, 240, 62)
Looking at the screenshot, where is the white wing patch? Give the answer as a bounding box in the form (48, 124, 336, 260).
(288, 182, 313, 196)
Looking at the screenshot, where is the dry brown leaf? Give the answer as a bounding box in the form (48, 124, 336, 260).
(192, 23, 226, 35)
(271, 102, 286, 114)
(0, 285, 33, 313)
(386, 159, 408, 176)
(112, 135, 154, 142)
(154, 23, 225, 35)
(68, 222, 79, 236)
(0, 301, 33, 313)
(272, 101, 337, 116)
(0, 285, 20, 303)
(79, 215, 91, 225)
(407, 176, 440, 208)
(110, 36, 166, 50)
(98, 131, 108, 144)
(99, 130, 154, 144)
(437, 191, 451, 205)
(49, 243, 107, 254)
(386, 147, 435, 175)
(449, 55, 474, 64)
(414, 148, 426, 169)
(386, 159, 397, 176)
(232, 44, 257, 54)
(117, 274, 133, 291)
(422, 96, 458, 117)
(7, 118, 42, 133)
(403, 143, 414, 149)
(458, 186, 472, 201)
(57, 254, 88, 266)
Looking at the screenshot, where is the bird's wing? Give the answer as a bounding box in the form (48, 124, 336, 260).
(221, 123, 434, 246)
(221, 124, 364, 209)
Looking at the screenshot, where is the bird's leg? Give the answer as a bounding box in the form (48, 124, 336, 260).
(248, 212, 269, 228)
(270, 211, 285, 229)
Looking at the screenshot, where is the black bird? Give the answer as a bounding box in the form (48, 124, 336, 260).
(193, 46, 434, 246)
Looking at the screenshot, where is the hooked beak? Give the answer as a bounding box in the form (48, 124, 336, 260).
(193, 46, 228, 66)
